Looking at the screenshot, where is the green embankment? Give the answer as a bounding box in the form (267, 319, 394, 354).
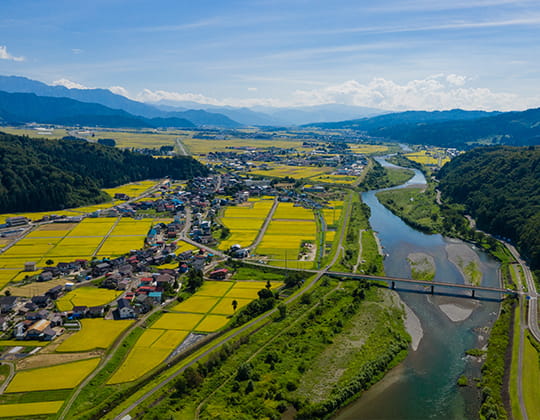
(523, 333, 540, 420)
(509, 302, 522, 420)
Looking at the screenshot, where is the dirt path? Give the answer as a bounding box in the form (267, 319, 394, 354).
(352, 229, 365, 273)
(175, 138, 188, 156)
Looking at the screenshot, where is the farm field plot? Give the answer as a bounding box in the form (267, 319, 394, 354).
(107, 328, 189, 384)
(211, 297, 251, 315)
(151, 313, 204, 331)
(311, 174, 358, 184)
(94, 131, 176, 149)
(68, 218, 117, 236)
(103, 180, 158, 198)
(96, 235, 146, 257)
(171, 296, 218, 313)
(0, 270, 18, 289)
(273, 203, 314, 220)
(1, 237, 58, 258)
(56, 287, 122, 311)
(57, 319, 133, 352)
(5, 357, 100, 393)
(348, 144, 389, 154)
(197, 281, 234, 297)
(182, 138, 307, 155)
(46, 236, 103, 258)
(25, 223, 76, 238)
(5, 278, 68, 297)
(196, 315, 229, 332)
(219, 199, 273, 250)
(110, 219, 153, 236)
(224, 287, 261, 300)
(250, 164, 332, 179)
(0, 400, 64, 417)
(405, 150, 450, 166)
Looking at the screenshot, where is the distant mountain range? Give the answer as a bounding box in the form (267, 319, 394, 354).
(0, 76, 387, 127)
(305, 108, 540, 147)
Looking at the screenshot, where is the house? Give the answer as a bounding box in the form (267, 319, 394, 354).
(71, 306, 88, 318)
(148, 291, 162, 304)
(117, 279, 131, 291)
(42, 327, 57, 341)
(26, 319, 51, 340)
(87, 305, 104, 318)
(93, 262, 111, 277)
(232, 248, 250, 259)
(50, 314, 63, 327)
(30, 294, 50, 309)
(45, 285, 63, 300)
(38, 271, 53, 282)
(0, 317, 8, 331)
(6, 216, 29, 226)
(0, 296, 17, 313)
(24, 261, 37, 272)
(209, 269, 228, 280)
(155, 273, 174, 288)
(116, 298, 136, 319)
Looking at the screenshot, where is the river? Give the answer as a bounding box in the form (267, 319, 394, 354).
(334, 160, 501, 420)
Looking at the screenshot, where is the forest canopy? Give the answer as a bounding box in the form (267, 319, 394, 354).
(0, 132, 208, 213)
(438, 146, 540, 269)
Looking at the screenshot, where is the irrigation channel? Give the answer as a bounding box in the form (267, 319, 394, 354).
(334, 158, 501, 420)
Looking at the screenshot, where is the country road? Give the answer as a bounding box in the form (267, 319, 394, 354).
(248, 198, 278, 251)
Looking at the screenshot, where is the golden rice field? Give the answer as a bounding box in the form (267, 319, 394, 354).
(405, 150, 451, 166)
(219, 199, 274, 249)
(107, 328, 189, 384)
(92, 130, 177, 149)
(310, 174, 358, 184)
(322, 201, 343, 226)
(25, 223, 77, 238)
(197, 281, 234, 297)
(0, 125, 68, 139)
(224, 286, 262, 300)
(152, 313, 204, 331)
(0, 401, 64, 417)
(348, 144, 389, 154)
(56, 287, 122, 311)
(96, 235, 146, 257)
(56, 319, 133, 352)
(171, 296, 218, 313)
(0, 270, 19, 290)
(250, 164, 332, 179)
(195, 315, 229, 332)
(0, 340, 47, 347)
(68, 218, 117, 236)
(102, 180, 159, 198)
(210, 297, 251, 315)
(6, 357, 100, 393)
(110, 219, 154, 236)
(273, 202, 314, 220)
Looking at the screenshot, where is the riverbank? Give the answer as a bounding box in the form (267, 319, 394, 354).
(446, 242, 483, 286)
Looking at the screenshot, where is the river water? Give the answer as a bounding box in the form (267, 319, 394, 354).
(334, 161, 501, 420)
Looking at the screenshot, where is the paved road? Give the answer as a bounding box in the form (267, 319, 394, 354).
(249, 198, 278, 251)
(0, 362, 15, 394)
(175, 138, 188, 156)
(505, 243, 540, 343)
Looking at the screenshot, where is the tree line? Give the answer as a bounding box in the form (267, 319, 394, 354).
(0, 132, 208, 213)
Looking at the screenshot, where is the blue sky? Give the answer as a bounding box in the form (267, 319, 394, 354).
(1, 0, 540, 110)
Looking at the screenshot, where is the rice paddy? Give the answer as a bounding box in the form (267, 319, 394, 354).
(0, 401, 65, 417)
(249, 164, 332, 179)
(219, 199, 274, 250)
(404, 150, 451, 166)
(56, 287, 122, 311)
(5, 358, 100, 392)
(348, 144, 389, 154)
(56, 319, 133, 352)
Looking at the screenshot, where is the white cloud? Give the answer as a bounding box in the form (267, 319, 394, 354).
(247, 87, 258, 92)
(131, 74, 538, 111)
(0, 45, 24, 62)
(109, 85, 132, 98)
(51, 78, 90, 89)
(71, 48, 83, 54)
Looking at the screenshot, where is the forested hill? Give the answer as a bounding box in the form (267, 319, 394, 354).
(0, 132, 208, 213)
(438, 146, 540, 269)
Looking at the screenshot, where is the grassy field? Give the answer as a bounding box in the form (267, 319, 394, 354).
(56, 319, 133, 352)
(56, 287, 122, 311)
(6, 358, 100, 393)
(523, 333, 540, 420)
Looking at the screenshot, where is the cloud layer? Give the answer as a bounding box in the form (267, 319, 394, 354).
(113, 74, 537, 111)
(0, 45, 24, 62)
(52, 78, 90, 89)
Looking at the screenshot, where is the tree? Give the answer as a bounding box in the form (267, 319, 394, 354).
(257, 288, 273, 299)
(265, 280, 272, 290)
(278, 303, 287, 319)
(232, 299, 238, 312)
(45, 259, 54, 266)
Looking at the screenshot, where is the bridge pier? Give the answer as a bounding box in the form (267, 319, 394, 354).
(430, 285, 434, 294)
(391, 281, 395, 290)
(472, 289, 475, 298)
